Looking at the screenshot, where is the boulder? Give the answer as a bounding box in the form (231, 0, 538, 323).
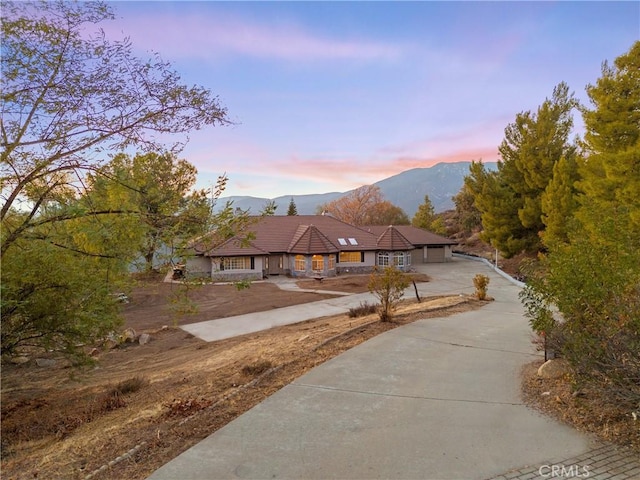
(35, 358, 56, 367)
(537, 359, 571, 379)
(138, 333, 151, 345)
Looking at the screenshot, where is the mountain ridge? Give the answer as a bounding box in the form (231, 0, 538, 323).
(216, 161, 498, 217)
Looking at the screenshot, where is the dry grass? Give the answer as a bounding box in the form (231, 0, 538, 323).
(1, 295, 476, 480)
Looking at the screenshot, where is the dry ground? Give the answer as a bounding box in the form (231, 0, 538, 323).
(2, 272, 484, 480)
(521, 361, 640, 455)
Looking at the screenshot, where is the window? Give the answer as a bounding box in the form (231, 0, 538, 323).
(338, 238, 348, 246)
(339, 251, 362, 263)
(312, 254, 324, 271)
(378, 251, 390, 267)
(348, 238, 358, 245)
(295, 255, 306, 271)
(223, 257, 251, 270)
(393, 252, 405, 268)
(328, 255, 335, 270)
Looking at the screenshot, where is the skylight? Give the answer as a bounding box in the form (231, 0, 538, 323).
(338, 238, 348, 246)
(348, 238, 358, 245)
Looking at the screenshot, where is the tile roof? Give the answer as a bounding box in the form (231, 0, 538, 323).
(375, 225, 414, 251)
(362, 225, 458, 246)
(200, 215, 456, 257)
(287, 225, 338, 254)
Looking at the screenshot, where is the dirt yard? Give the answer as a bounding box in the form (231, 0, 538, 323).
(1, 273, 484, 480)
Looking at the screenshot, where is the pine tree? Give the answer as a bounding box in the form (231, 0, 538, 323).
(411, 195, 436, 230)
(470, 84, 577, 256)
(540, 155, 580, 248)
(287, 198, 298, 216)
(578, 40, 640, 239)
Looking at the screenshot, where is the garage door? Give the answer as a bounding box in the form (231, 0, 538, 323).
(426, 247, 445, 263)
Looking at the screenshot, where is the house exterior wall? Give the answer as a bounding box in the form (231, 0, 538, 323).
(423, 245, 453, 263)
(184, 256, 212, 278)
(211, 256, 264, 282)
(287, 254, 338, 278)
(336, 251, 376, 275)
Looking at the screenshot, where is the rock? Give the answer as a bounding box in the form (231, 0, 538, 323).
(121, 328, 137, 343)
(10, 356, 30, 365)
(537, 359, 571, 379)
(35, 358, 56, 367)
(89, 348, 100, 357)
(138, 333, 151, 345)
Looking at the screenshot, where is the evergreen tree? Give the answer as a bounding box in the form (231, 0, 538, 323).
(578, 40, 640, 240)
(540, 155, 580, 248)
(411, 195, 436, 230)
(287, 198, 298, 216)
(452, 183, 481, 235)
(521, 42, 640, 407)
(469, 84, 578, 256)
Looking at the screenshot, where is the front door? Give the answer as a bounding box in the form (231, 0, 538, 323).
(268, 255, 283, 275)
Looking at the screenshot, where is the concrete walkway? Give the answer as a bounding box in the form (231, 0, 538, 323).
(150, 258, 640, 480)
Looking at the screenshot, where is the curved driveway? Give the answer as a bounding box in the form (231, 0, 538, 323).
(148, 258, 627, 480)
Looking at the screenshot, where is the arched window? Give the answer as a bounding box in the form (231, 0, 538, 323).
(312, 254, 324, 271)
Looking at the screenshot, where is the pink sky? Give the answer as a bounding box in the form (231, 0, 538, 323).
(106, 1, 639, 198)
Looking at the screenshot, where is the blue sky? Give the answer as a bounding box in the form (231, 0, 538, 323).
(105, 1, 639, 199)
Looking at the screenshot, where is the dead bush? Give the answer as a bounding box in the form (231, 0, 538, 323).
(348, 301, 377, 318)
(241, 359, 273, 376)
(163, 397, 213, 418)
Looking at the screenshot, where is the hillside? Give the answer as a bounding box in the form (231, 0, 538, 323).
(216, 161, 498, 216)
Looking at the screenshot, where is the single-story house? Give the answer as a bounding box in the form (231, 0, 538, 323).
(185, 215, 457, 281)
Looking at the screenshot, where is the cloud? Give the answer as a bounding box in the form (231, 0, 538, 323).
(104, 10, 402, 63)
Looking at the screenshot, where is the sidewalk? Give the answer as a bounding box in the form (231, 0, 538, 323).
(151, 258, 640, 480)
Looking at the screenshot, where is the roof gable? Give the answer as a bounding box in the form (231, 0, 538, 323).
(376, 225, 414, 251)
(288, 225, 338, 254)
(363, 225, 457, 246)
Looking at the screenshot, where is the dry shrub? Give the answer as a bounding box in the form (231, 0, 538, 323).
(241, 359, 273, 376)
(473, 274, 490, 300)
(163, 397, 213, 418)
(348, 301, 377, 318)
(109, 375, 148, 396)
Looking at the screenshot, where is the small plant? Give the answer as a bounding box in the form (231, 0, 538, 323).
(348, 301, 377, 318)
(110, 376, 148, 396)
(473, 274, 490, 300)
(241, 359, 273, 376)
(368, 266, 409, 322)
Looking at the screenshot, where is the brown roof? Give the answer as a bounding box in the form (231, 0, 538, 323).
(288, 225, 338, 254)
(208, 237, 269, 256)
(375, 226, 414, 251)
(363, 225, 457, 246)
(201, 216, 456, 257)
(205, 215, 377, 256)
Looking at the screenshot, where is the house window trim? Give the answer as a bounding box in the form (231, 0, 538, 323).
(295, 255, 306, 272)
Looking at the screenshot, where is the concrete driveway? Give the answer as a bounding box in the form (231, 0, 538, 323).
(148, 258, 636, 480)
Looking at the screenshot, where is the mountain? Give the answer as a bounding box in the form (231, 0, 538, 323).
(216, 161, 498, 217)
